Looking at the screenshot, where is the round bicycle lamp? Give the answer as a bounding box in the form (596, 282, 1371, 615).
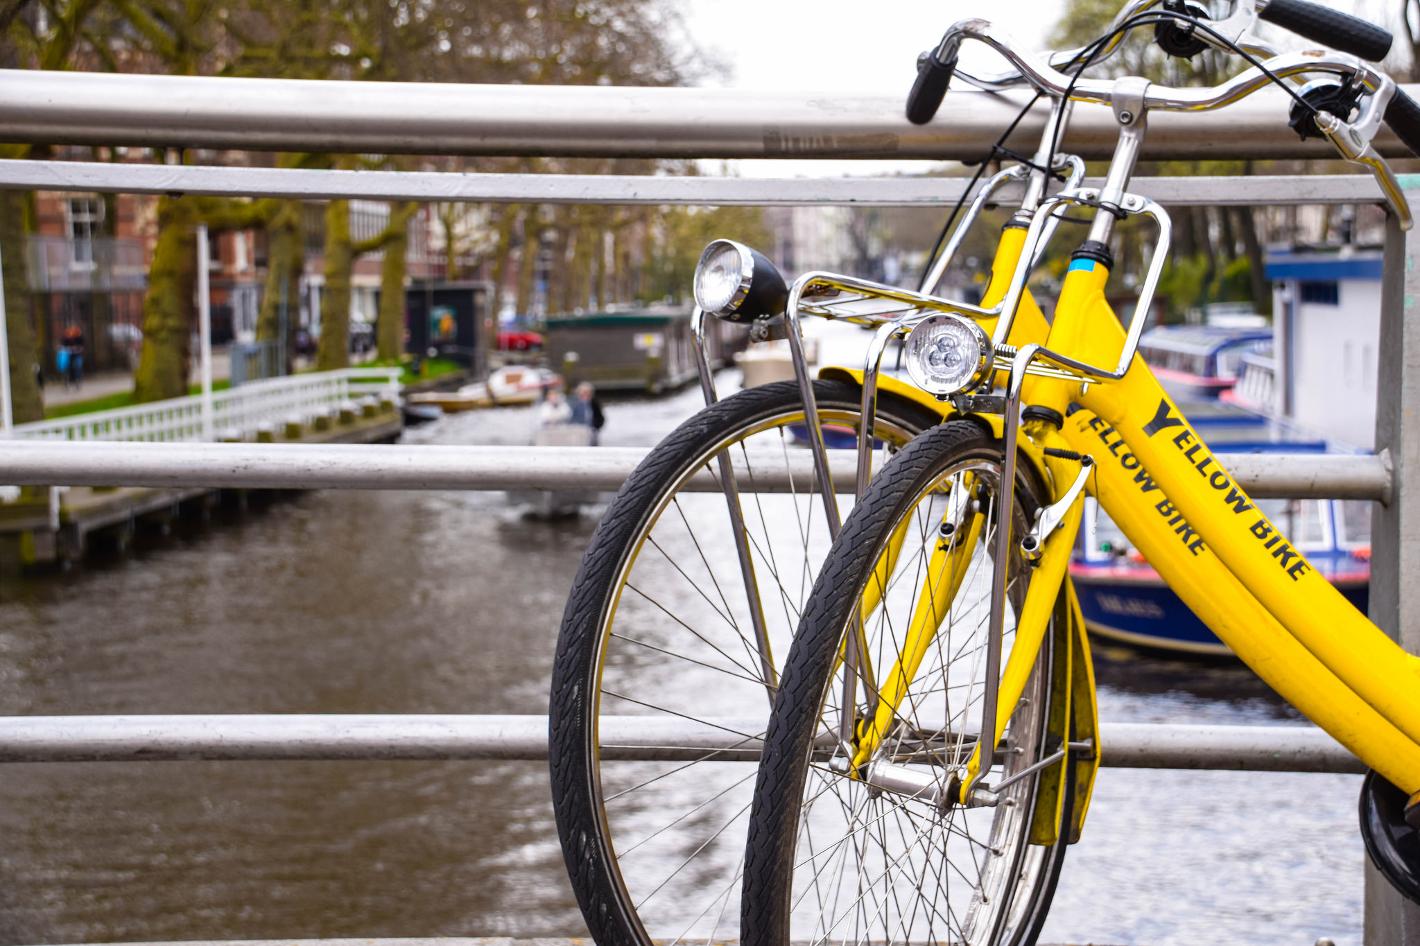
(904, 314, 993, 397)
(693, 239, 789, 322)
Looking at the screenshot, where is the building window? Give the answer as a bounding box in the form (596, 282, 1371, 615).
(1298, 280, 1339, 305)
(66, 197, 103, 270)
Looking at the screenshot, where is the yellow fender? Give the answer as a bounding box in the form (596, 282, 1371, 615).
(817, 365, 1101, 842)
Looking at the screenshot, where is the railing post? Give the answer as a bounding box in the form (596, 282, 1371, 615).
(196, 224, 214, 442)
(1366, 204, 1420, 945)
(0, 239, 11, 433)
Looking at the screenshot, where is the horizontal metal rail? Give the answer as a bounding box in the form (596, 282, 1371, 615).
(0, 715, 1362, 773)
(0, 160, 1386, 207)
(0, 441, 1392, 501)
(2, 69, 1416, 160)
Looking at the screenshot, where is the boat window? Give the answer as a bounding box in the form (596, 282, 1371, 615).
(1255, 498, 1327, 549)
(1299, 281, 1340, 305)
(1335, 500, 1374, 550)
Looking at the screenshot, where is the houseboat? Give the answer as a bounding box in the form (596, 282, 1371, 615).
(544, 306, 749, 394)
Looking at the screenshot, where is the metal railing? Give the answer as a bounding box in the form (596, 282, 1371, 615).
(0, 67, 1417, 942)
(0, 68, 1416, 160)
(0, 440, 1393, 499)
(6, 367, 401, 442)
(0, 715, 1362, 773)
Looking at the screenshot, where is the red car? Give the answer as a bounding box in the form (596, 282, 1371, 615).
(497, 328, 544, 351)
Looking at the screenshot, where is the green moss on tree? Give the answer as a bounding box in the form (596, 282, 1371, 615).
(317, 199, 353, 371)
(133, 195, 198, 403)
(256, 199, 303, 366)
(0, 187, 42, 423)
(376, 203, 417, 362)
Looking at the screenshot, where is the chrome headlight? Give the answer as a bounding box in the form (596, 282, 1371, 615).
(693, 239, 789, 322)
(904, 314, 993, 396)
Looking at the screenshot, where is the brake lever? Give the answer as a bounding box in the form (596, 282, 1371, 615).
(1209, 0, 1277, 59)
(1315, 73, 1414, 230)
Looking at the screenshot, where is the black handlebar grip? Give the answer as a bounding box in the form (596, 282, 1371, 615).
(1385, 89, 1420, 158)
(1258, 0, 1393, 62)
(906, 53, 957, 126)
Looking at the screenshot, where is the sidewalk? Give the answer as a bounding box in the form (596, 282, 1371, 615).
(42, 370, 134, 407)
(41, 349, 233, 408)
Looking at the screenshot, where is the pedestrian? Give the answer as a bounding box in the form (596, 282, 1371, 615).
(61, 326, 84, 389)
(572, 381, 606, 446)
(55, 346, 70, 390)
(539, 387, 572, 427)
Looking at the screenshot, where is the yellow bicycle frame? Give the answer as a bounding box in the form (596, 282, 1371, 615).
(823, 220, 1420, 840)
(1050, 259, 1420, 795)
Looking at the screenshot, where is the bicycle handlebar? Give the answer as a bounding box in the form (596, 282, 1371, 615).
(1385, 89, 1420, 158)
(908, 14, 1419, 227)
(906, 52, 957, 126)
(1257, 0, 1392, 63)
(923, 20, 1391, 117)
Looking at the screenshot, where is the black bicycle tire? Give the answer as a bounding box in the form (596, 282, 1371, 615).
(549, 378, 943, 946)
(740, 418, 1070, 946)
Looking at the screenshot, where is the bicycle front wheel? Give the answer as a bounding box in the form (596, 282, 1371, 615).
(742, 419, 1069, 946)
(550, 378, 942, 946)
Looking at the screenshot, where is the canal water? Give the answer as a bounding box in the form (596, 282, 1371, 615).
(0, 375, 1365, 946)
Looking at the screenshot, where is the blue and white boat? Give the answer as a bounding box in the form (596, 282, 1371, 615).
(1070, 403, 1371, 657)
(1137, 323, 1271, 402)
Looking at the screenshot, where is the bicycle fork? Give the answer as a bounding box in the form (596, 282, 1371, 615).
(850, 350, 1096, 810)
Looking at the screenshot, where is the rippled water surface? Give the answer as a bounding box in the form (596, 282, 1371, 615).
(0, 373, 1367, 946)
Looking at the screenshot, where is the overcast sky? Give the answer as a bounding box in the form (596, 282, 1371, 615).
(680, 0, 1401, 177)
(683, 3, 1053, 94)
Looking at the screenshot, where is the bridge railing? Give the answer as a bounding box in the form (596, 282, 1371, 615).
(5, 367, 401, 442)
(0, 68, 1417, 942)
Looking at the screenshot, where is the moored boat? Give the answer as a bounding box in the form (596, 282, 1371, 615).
(407, 366, 558, 413)
(1138, 324, 1271, 401)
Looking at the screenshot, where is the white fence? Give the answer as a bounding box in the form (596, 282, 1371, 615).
(6, 368, 401, 443)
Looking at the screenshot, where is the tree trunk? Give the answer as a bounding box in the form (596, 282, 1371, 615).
(376, 203, 417, 362)
(515, 215, 538, 316)
(1193, 209, 1217, 307)
(317, 199, 352, 371)
(488, 207, 519, 319)
(1219, 205, 1238, 257)
(567, 220, 595, 313)
(256, 200, 302, 371)
(1234, 206, 1271, 317)
(593, 222, 608, 309)
(0, 189, 42, 422)
(134, 195, 197, 402)
(548, 221, 572, 314)
(438, 203, 460, 280)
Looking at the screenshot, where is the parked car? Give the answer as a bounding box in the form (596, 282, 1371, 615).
(498, 328, 544, 351)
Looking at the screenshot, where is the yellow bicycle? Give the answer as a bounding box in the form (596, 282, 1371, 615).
(723, 4, 1420, 944)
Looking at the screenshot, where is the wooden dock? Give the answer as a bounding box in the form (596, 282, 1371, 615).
(0, 398, 402, 572)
